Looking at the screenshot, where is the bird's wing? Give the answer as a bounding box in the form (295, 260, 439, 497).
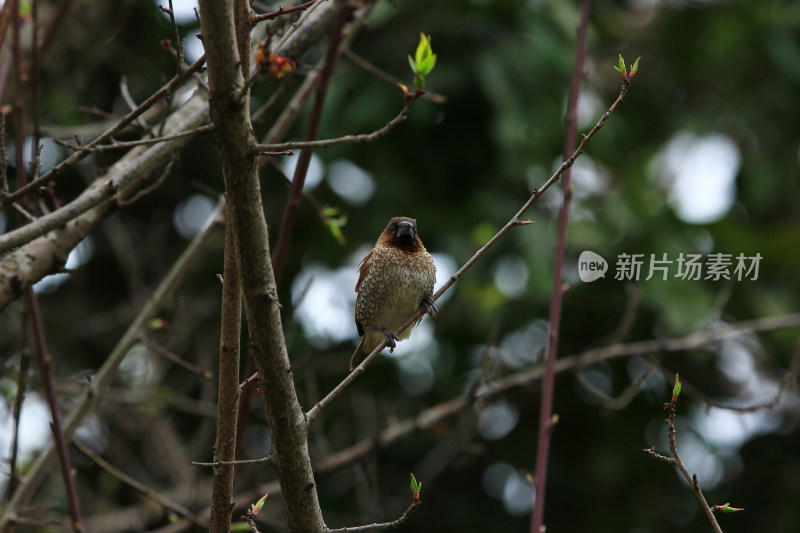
(355, 249, 375, 293)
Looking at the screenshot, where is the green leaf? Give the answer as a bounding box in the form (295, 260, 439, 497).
(672, 374, 681, 400)
(415, 33, 430, 66)
(722, 505, 744, 513)
(253, 492, 269, 512)
(618, 54, 626, 73)
(328, 223, 345, 245)
(631, 56, 640, 72)
(419, 54, 437, 76)
(410, 473, 420, 495)
(408, 33, 436, 88)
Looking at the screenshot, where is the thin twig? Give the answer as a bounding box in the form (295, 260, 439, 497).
(6, 344, 30, 500)
(343, 48, 446, 103)
(239, 371, 260, 391)
(10, 201, 37, 222)
(76, 105, 118, 121)
(194, 455, 274, 468)
(164, 0, 187, 72)
(306, 46, 632, 425)
(74, 441, 209, 528)
(55, 124, 214, 152)
(26, 290, 85, 532)
(242, 513, 262, 533)
(254, 90, 422, 153)
(664, 404, 725, 533)
(120, 76, 152, 133)
(234, 2, 328, 98)
(576, 360, 654, 410)
(116, 158, 176, 206)
(325, 501, 421, 532)
(140, 336, 213, 378)
(251, 0, 316, 25)
(532, 3, 591, 530)
(30, 0, 42, 182)
(12, 0, 28, 198)
(0, 111, 7, 193)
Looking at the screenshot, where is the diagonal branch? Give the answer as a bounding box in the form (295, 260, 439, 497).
(325, 501, 421, 533)
(306, 66, 634, 424)
(74, 441, 209, 529)
(55, 124, 215, 152)
(254, 90, 423, 154)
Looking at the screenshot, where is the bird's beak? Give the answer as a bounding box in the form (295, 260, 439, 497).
(396, 221, 415, 239)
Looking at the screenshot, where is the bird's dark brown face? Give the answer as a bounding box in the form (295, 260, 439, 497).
(381, 217, 423, 251)
(392, 220, 416, 242)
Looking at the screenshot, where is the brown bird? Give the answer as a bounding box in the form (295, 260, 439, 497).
(351, 217, 437, 370)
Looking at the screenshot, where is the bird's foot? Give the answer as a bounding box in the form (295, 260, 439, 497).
(382, 329, 400, 352)
(421, 296, 438, 318)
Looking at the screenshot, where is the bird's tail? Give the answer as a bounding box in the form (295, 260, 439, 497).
(350, 339, 368, 371)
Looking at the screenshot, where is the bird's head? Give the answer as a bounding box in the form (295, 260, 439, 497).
(379, 217, 425, 251)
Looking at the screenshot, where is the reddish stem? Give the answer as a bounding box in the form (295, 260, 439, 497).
(26, 289, 84, 532)
(271, 5, 349, 286)
(530, 1, 591, 532)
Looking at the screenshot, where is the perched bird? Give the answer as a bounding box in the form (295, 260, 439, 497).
(351, 217, 437, 370)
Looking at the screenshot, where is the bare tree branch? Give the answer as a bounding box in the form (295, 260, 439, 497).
(198, 0, 326, 529)
(208, 209, 243, 533)
(325, 501, 421, 533)
(254, 90, 423, 154)
(306, 66, 635, 423)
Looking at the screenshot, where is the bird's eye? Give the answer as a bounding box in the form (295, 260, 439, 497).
(389, 225, 397, 233)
